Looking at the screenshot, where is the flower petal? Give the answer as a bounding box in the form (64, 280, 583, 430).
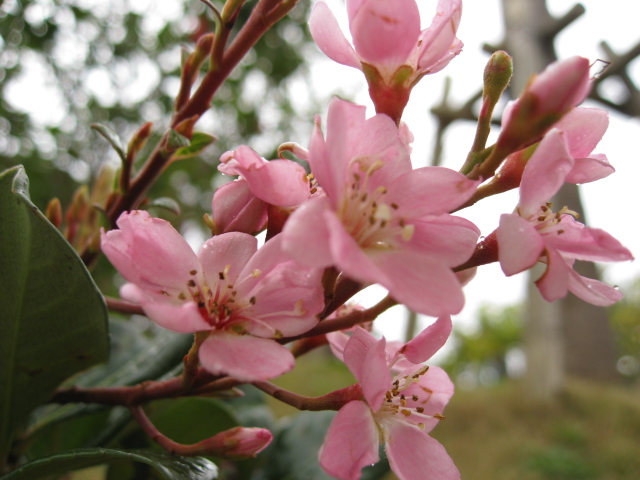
(519, 129, 574, 217)
(566, 153, 614, 184)
(199, 332, 295, 381)
(386, 422, 460, 480)
(349, 0, 421, 69)
(309, 2, 361, 70)
(319, 400, 380, 480)
(101, 211, 201, 292)
(535, 248, 571, 302)
(198, 232, 257, 286)
(281, 196, 335, 268)
(373, 250, 466, 316)
(344, 328, 390, 410)
(415, 0, 463, 72)
(497, 213, 545, 276)
(567, 269, 623, 306)
(555, 107, 608, 159)
(120, 284, 211, 333)
(400, 316, 452, 364)
(387, 166, 479, 217)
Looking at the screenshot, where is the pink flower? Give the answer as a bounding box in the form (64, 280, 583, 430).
(320, 319, 459, 480)
(101, 211, 324, 381)
(496, 129, 633, 306)
(211, 178, 267, 235)
(310, 0, 462, 120)
(282, 98, 480, 316)
(496, 56, 591, 155)
(219, 145, 311, 207)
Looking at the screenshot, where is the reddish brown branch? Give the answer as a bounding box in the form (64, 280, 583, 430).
(252, 381, 362, 411)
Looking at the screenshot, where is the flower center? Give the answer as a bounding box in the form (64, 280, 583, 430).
(337, 157, 414, 249)
(379, 365, 444, 430)
(524, 202, 579, 235)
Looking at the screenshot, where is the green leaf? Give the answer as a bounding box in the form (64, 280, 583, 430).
(149, 397, 239, 446)
(26, 320, 192, 436)
(173, 132, 217, 160)
(0, 166, 109, 462)
(91, 124, 126, 162)
(166, 129, 191, 151)
(0, 448, 218, 480)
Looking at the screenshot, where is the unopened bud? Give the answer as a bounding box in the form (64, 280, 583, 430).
(496, 56, 590, 155)
(212, 179, 267, 235)
(46, 197, 62, 228)
(200, 427, 272, 459)
(483, 51, 512, 103)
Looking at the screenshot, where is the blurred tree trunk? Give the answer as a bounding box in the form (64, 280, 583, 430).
(500, 0, 619, 399)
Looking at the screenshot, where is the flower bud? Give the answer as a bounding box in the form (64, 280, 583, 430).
(496, 56, 590, 155)
(45, 197, 62, 228)
(483, 51, 512, 104)
(212, 179, 267, 235)
(204, 427, 272, 459)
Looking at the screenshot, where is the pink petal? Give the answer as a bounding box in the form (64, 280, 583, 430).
(344, 328, 390, 410)
(386, 422, 460, 480)
(567, 269, 623, 306)
(555, 107, 608, 159)
(566, 153, 614, 184)
(120, 284, 211, 333)
(387, 167, 479, 217)
(309, 2, 361, 70)
(519, 129, 574, 217)
(416, 0, 463, 72)
(319, 400, 380, 480)
(281, 196, 335, 268)
(101, 211, 201, 292)
(212, 179, 267, 235)
(535, 248, 570, 302)
(408, 215, 481, 267)
(327, 331, 351, 362)
(400, 316, 452, 364)
(325, 210, 391, 285)
(373, 250, 466, 316)
(529, 56, 591, 114)
(349, 0, 421, 69)
(497, 214, 545, 276)
(198, 232, 257, 286)
(543, 217, 633, 262)
(221, 146, 310, 207)
(199, 332, 295, 381)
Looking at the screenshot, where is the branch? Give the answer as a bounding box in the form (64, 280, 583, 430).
(105, 296, 144, 315)
(252, 381, 362, 411)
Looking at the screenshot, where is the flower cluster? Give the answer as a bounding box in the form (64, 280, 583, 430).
(98, 0, 633, 477)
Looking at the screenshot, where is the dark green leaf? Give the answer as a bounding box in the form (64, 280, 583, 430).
(26, 320, 192, 435)
(0, 166, 109, 462)
(149, 397, 239, 446)
(166, 129, 191, 151)
(91, 124, 127, 162)
(173, 132, 217, 161)
(0, 448, 218, 480)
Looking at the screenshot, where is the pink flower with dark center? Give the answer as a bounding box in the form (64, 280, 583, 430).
(282, 98, 480, 316)
(310, 0, 463, 120)
(320, 319, 459, 480)
(496, 128, 633, 306)
(101, 211, 324, 381)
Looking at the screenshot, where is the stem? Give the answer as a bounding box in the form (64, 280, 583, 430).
(182, 331, 209, 389)
(252, 381, 362, 411)
(283, 295, 397, 343)
(105, 296, 144, 315)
